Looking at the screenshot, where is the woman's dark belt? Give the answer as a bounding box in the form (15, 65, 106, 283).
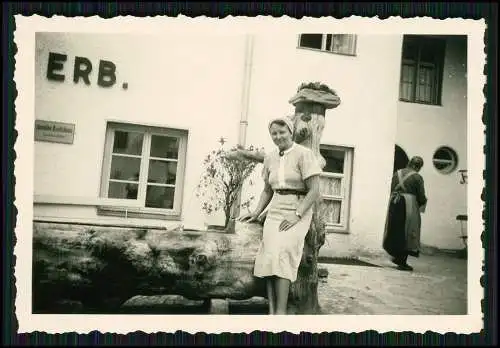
(274, 189, 307, 196)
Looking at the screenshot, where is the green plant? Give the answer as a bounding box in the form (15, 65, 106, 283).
(196, 143, 260, 229)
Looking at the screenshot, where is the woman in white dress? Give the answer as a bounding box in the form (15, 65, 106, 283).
(239, 116, 322, 315)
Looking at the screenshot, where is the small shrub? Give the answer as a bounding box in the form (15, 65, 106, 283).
(196, 142, 260, 230)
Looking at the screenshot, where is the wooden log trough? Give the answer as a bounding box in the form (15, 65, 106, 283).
(32, 221, 270, 314)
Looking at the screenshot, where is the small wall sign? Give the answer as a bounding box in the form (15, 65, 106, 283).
(35, 120, 75, 144)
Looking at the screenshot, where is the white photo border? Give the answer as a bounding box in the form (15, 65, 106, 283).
(12, 14, 486, 335)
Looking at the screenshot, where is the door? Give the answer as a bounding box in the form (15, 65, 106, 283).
(393, 145, 409, 173)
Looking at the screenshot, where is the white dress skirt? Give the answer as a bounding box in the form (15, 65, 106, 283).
(253, 193, 313, 283)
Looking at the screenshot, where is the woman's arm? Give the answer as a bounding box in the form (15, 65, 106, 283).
(415, 175, 428, 207)
(296, 175, 321, 217)
(225, 146, 265, 163)
(253, 182, 274, 216)
(239, 182, 274, 222)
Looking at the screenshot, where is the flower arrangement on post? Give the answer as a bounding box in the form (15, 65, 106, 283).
(297, 81, 338, 95)
(196, 141, 260, 233)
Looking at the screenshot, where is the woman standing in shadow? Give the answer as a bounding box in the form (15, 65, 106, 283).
(383, 156, 428, 271)
(239, 116, 321, 315)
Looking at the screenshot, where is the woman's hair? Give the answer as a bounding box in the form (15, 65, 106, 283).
(408, 156, 424, 170)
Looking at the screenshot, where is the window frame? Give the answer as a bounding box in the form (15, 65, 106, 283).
(98, 121, 188, 220)
(399, 35, 446, 106)
(297, 34, 358, 56)
(432, 146, 459, 174)
(318, 144, 354, 233)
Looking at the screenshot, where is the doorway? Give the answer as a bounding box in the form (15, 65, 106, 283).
(393, 145, 409, 173)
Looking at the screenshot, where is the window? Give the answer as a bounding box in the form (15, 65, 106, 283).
(298, 34, 357, 56)
(399, 35, 446, 105)
(318, 145, 354, 233)
(99, 122, 188, 219)
(432, 146, 458, 174)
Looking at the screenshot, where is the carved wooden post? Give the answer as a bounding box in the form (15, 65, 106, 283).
(210, 82, 340, 314)
(286, 83, 341, 314)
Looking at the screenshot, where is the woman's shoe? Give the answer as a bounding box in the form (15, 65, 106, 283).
(391, 257, 404, 266)
(390, 257, 398, 265)
(397, 264, 413, 271)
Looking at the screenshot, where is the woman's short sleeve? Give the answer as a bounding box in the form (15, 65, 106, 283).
(299, 148, 322, 180)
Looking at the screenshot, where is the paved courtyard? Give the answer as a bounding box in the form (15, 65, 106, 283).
(318, 253, 467, 315)
(121, 253, 467, 315)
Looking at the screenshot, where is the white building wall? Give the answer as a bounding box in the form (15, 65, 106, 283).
(396, 36, 468, 250)
(241, 34, 404, 257)
(34, 32, 247, 230)
(35, 32, 461, 256)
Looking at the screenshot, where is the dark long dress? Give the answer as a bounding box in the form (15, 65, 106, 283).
(383, 168, 427, 258)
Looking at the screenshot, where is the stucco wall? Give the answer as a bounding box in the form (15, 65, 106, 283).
(395, 35, 468, 250)
(240, 34, 404, 257)
(34, 32, 247, 229)
(35, 32, 461, 255)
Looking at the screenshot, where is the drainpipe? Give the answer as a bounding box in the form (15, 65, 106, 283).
(238, 34, 254, 147)
(229, 34, 254, 230)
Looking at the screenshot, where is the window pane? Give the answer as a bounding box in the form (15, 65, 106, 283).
(108, 182, 138, 199)
(419, 42, 441, 64)
(320, 148, 345, 173)
(148, 160, 177, 185)
(433, 161, 450, 170)
(400, 64, 415, 100)
(434, 148, 453, 160)
(145, 185, 175, 209)
(113, 131, 143, 155)
(401, 63, 416, 83)
(150, 135, 179, 159)
(320, 200, 342, 224)
(330, 34, 353, 54)
(320, 177, 342, 196)
(420, 65, 435, 85)
(299, 34, 323, 49)
(402, 39, 418, 60)
(110, 156, 141, 180)
(416, 65, 435, 103)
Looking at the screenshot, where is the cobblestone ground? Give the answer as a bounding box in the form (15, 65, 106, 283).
(317, 254, 468, 315)
(121, 254, 467, 315)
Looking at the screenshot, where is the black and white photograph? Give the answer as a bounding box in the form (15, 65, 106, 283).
(14, 15, 485, 334)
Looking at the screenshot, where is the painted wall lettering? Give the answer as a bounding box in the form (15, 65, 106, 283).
(98, 60, 117, 87)
(47, 52, 67, 82)
(73, 56, 92, 85)
(47, 52, 122, 89)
